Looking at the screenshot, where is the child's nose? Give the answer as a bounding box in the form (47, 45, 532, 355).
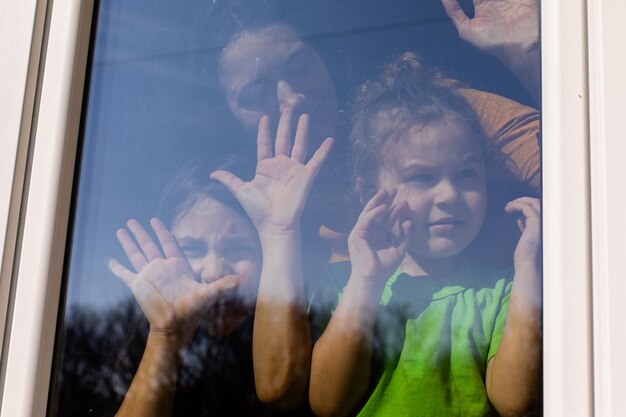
(198, 252, 230, 284)
(277, 80, 305, 113)
(434, 179, 461, 205)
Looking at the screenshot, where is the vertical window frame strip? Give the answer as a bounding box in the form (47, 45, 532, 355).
(542, 0, 594, 415)
(588, 0, 626, 416)
(0, 1, 94, 416)
(0, 0, 48, 360)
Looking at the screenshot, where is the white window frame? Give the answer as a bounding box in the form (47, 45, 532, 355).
(588, 1, 626, 416)
(2, 0, 623, 416)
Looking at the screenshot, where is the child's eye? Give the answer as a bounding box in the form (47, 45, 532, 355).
(224, 244, 256, 261)
(180, 244, 206, 259)
(237, 81, 269, 108)
(410, 173, 434, 183)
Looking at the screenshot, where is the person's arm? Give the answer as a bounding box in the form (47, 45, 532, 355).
(441, 0, 541, 103)
(114, 332, 181, 417)
(309, 190, 411, 417)
(461, 88, 541, 194)
(108, 218, 242, 417)
(486, 197, 542, 416)
(211, 108, 333, 410)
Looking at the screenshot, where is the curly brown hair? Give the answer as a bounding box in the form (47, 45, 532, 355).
(350, 52, 492, 201)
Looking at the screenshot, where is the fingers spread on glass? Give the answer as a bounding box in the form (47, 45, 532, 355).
(126, 218, 163, 262)
(210, 107, 333, 234)
(151, 217, 184, 259)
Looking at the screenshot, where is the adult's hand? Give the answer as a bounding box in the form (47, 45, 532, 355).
(211, 108, 333, 236)
(441, 0, 541, 102)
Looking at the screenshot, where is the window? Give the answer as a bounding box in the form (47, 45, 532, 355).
(3, 0, 624, 416)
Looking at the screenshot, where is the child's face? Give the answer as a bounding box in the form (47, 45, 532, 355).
(171, 197, 261, 336)
(378, 115, 487, 260)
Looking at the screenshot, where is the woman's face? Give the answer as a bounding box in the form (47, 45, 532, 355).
(219, 24, 338, 149)
(171, 197, 261, 336)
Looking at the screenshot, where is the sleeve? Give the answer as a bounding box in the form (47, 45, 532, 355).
(460, 88, 541, 195)
(487, 278, 515, 361)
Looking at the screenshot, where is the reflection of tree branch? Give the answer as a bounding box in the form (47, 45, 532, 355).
(57, 298, 145, 416)
(55, 299, 264, 416)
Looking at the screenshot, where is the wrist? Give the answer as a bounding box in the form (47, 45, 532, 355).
(333, 275, 386, 326)
(147, 328, 187, 355)
(492, 39, 540, 75)
(258, 225, 301, 245)
(514, 254, 541, 273)
(346, 273, 387, 301)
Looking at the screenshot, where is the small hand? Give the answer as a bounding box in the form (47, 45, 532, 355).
(348, 189, 412, 284)
(211, 108, 333, 235)
(505, 197, 541, 267)
(108, 218, 242, 348)
(441, 0, 539, 57)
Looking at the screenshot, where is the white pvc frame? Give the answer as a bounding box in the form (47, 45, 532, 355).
(3, 0, 620, 416)
(0, 1, 94, 416)
(0, 0, 48, 360)
(541, 0, 594, 415)
(588, 1, 626, 416)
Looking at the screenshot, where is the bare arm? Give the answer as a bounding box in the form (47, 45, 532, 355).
(212, 109, 333, 409)
(486, 197, 542, 416)
(115, 333, 181, 417)
(253, 228, 312, 409)
(310, 190, 411, 417)
(310, 277, 384, 417)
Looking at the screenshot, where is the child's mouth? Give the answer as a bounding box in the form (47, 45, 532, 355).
(429, 218, 463, 233)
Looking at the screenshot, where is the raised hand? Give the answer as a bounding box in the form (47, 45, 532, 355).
(505, 197, 541, 267)
(441, 0, 540, 101)
(210, 108, 333, 235)
(441, 0, 539, 55)
(108, 218, 242, 349)
(348, 189, 412, 284)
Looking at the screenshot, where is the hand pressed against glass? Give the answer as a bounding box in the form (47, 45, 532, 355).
(441, 0, 539, 54)
(108, 203, 261, 344)
(441, 0, 540, 101)
(347, 188, 411, 286)
(210, 107, 333, 235)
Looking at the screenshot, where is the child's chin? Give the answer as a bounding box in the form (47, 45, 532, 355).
(425, 237, 473, 258)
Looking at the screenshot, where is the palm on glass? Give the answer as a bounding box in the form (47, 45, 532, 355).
(108, 218, 242, 348)
(441, 0, 539, 54)
(349, 189, 412, 284)
(210, 108, 333, 234)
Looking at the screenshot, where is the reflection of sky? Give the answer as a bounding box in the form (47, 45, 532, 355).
(65, 0, 535, 311)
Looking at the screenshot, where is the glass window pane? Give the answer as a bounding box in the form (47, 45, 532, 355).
(48, 1, 542, 416)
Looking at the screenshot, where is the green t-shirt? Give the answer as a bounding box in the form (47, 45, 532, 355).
(314, 258, 513, 417)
